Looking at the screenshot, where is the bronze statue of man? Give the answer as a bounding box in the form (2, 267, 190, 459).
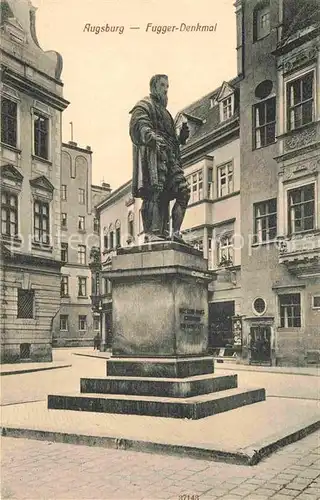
(129, 74, 190, 242)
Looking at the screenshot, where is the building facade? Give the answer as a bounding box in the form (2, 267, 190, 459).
(177, 81, 242, 352)
(51, 141, 111, 347)
(0, 0, 69, 362)
(237, 0, 320, 365)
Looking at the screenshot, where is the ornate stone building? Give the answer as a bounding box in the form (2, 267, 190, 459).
(236, 0, 320, 365)
(0, 0, 69, 362)
(51, 141, 110, 347)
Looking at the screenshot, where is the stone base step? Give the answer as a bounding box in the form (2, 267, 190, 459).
(80, 373, 237, 398)
(48, 387, 266, 420)
(106, 356, 215, 378)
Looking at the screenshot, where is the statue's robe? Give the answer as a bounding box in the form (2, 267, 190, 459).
(129, 94, 188, 201)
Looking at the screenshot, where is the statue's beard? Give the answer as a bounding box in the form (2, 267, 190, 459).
(155, 92, 168, 108)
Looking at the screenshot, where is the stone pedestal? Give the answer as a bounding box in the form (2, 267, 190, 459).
(48, 242, 265, 419)
(110, 242, 212, 357)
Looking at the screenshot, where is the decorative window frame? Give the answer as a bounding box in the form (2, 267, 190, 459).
(283, 65, 317, 134)
(29, 176, 54, 248)
(252, 297, 267, 316)
(1, 84, 21, 151)
(217, 230, 234, 267)
(283, 177, 317, 236)
(31, 101, 53, 163)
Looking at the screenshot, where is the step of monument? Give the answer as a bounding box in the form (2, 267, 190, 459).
(80, 373, 237, 398)
(106, 356, 215, 378)
(48, 387, 266, 420)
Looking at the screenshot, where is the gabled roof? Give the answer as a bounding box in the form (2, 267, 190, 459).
(177, 75, 241, 148)
(29, 176, 54, 192)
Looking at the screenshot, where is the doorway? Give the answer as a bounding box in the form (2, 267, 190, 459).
(249, 326, 271, 365)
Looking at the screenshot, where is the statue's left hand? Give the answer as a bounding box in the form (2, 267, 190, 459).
(179, 123, 190, 145)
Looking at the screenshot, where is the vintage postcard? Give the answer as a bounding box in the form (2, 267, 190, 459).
(1, 0, 319, 499)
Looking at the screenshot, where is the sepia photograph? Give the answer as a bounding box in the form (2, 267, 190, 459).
(0, 0, 319, 499)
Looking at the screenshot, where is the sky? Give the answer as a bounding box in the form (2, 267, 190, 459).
(31, 0, 237, 190)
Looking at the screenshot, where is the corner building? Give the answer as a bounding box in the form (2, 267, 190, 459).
(237, 0, 320, 366)
(51, 141, 111, 347)
(0, 0, 69, 362)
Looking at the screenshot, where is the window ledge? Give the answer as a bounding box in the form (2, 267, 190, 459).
(278, 120, 318, 139)
(61, 226, 68, 231)
(77, 296, 89, 299)
(253, 33, 270, 43)
(251, 239, 278, 248)
(32, 155, 52, 166)
(286, 229, 320, 238)
(32, 242, 53, 252)
(278, 327, 302, 331)
(78, 229, 86, 234)
(253, 140, 276, 151)
(0, 142, 22, 154)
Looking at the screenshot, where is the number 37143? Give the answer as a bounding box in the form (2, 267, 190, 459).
(179, 496, 200, 500)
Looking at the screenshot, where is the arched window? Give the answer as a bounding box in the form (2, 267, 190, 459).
(128, 212, 134, 237)
(109, 223, 114, 249)
(115, 220, 121, 247)
(253, 1, 270, 42)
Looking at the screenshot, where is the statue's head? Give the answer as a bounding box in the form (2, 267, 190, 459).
(149, 74, 169, 107)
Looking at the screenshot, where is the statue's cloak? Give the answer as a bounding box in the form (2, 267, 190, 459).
(129, 95, 180, 200)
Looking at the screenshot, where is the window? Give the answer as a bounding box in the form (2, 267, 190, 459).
(287, 72, 314, 131)
(61, 185, 67, 201)
(1, 98, 17, 147)
(221, 96, 233, 121)
(115, 220, 121, 247)
(253, 297, 267, 315)
(208, 237, 214, 270)
(78, 277, 87, 297)
(191, 238, 203, 252)
(61, 243, 68, 263)
(128, 212, 134, 237)
(254, 198, 277, 243)
(109, 230, 114, 249)
(78, 245, 86, 265)
(103, 234, 108, 250)
(61, 212, 67, 228)
(78, 216, 85, 231)
(78, 188, 85, 205)
(20, 343, 31, 359)
(104, 278, 112, 295)
(279, 294, 301, 328)
(288, 184, 315, 234)
(61, 276, 69, 297)
(218, 233, 234, 266)
(34, 200, 50, 244)
(217, 162, 234, 198)
(187, 170, 203, 203)
(254, 3, 270, 41)
(60, 315, 68, 331)
(253, 98, 276, 149)
(79, 315, 87, 331)
(17, 289, 34, 318)
(312, 296, 320, 309)
(207, 167, 214, 199)
(93, 217, 99, 233)
(1, 191, 18, 237)
(34, 113, 49, 159)
(93, 316, 100, 331)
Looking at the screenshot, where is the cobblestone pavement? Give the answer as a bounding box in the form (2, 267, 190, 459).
(1, 431, 319, 500)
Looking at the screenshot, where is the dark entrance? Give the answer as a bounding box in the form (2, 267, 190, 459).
(209, 301, 235, 350)
(249, 326, 271, 365)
